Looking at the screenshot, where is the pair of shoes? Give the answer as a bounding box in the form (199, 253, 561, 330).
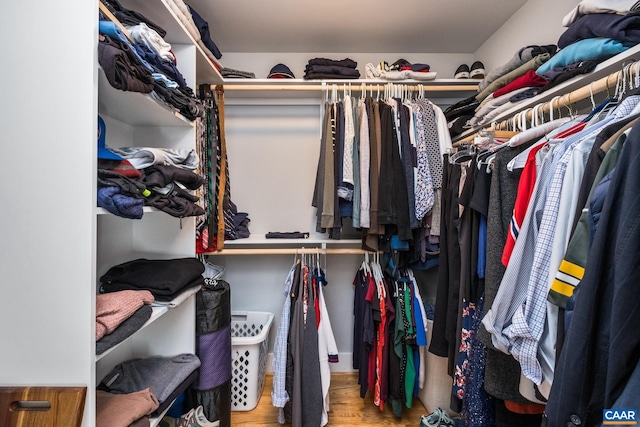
(419, 407, 456, 427)
(454, 61, 485, 79)
(176, 406, 220, 427)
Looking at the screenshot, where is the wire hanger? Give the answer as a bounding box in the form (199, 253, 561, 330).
(564, 92, 575, 119)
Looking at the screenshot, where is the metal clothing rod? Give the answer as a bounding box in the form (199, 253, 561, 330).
(204, 248, 376, 255)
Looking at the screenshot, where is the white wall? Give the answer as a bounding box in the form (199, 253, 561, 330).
(1, 1, 97, 425)
(474, 0, 579, 71)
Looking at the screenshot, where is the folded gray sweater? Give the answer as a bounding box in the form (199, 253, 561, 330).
(99, 353, 201, 404)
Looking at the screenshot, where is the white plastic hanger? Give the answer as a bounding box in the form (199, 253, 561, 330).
(362, 251, 372, 276)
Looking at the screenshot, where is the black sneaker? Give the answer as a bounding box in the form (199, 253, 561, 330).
(470, 61, 485, 79)
(454, 64, 470, 79)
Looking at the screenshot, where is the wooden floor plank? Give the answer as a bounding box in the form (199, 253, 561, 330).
(231, 372, 430, 426)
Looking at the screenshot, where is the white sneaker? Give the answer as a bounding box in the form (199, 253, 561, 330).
(196, 406, 219, 427)
(177, 406, 220, 427)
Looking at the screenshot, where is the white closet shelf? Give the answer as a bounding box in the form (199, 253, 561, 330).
(98, 70, 195, 127)
(208, 235, 370, 255)
(222, 235, 361, 246)
(116, 0, 224, 85)
(219, 78, 480, 99)
(95, 305, 168, 362)
(149, 399, 177, 427)
(453, 43, 640, 143)
(96, 206, 167, 216)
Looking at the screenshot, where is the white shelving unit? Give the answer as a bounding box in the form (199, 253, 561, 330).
(93, 1, 224, 426)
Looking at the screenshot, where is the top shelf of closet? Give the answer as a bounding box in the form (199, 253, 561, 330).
(452, 43, 640, 143)
(220, 78, 481, 99)
(115, 0, 224, 85)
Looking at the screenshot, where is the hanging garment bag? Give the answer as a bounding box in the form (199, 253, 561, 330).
(186, 264, 232, 427)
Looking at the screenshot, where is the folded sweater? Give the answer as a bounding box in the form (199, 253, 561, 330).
(96, 290, 154, 340)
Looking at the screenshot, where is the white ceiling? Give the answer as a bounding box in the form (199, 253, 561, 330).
(185, 0, 528, 54)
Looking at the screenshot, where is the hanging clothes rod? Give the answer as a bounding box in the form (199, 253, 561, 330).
(494, 60, 640, 130)
(452, 60, 640, 147)
(204, 248, 377, 255)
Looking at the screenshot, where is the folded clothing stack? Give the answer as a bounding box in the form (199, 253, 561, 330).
(304, 57, 360, 79)
(99, 257, 205, 302)
(98, 146, 206, 219)
(96, 388, 159, 427)
(98, 353, 201, 417)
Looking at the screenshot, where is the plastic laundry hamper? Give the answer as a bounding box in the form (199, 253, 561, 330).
(230, 311, 274, 411)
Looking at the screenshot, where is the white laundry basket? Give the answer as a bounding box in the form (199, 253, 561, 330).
(230, 311, 274, 411)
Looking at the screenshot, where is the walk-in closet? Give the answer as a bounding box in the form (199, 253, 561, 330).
(2, 0, 640, 426)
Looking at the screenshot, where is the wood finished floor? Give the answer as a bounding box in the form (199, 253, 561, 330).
(231, 372, 429, 426)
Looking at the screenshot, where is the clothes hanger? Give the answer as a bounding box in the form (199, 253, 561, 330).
(507, 99, 570, 148)
(449, 142, 477, 164)
(363, 251, 373, 276)
(518, 109, 529, 132)
(564, 95, 576, 121)
(548, 95, 561, 123)
(592, 72, 622, 119)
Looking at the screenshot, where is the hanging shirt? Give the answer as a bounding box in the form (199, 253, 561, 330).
(483, 94, 640, 384)
(412, 102, 436, 221)
(343, 96, 355, 185)
(358, 99, 371, 228)
(501, 142, 548, 266)
(272, 261, 298, 409)
(317, 276, 338, 426)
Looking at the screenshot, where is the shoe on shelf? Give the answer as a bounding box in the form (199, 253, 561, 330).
(454, 64, 470, 79)
(176, 406, 220, 427)
(470, 61, 486, 79)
